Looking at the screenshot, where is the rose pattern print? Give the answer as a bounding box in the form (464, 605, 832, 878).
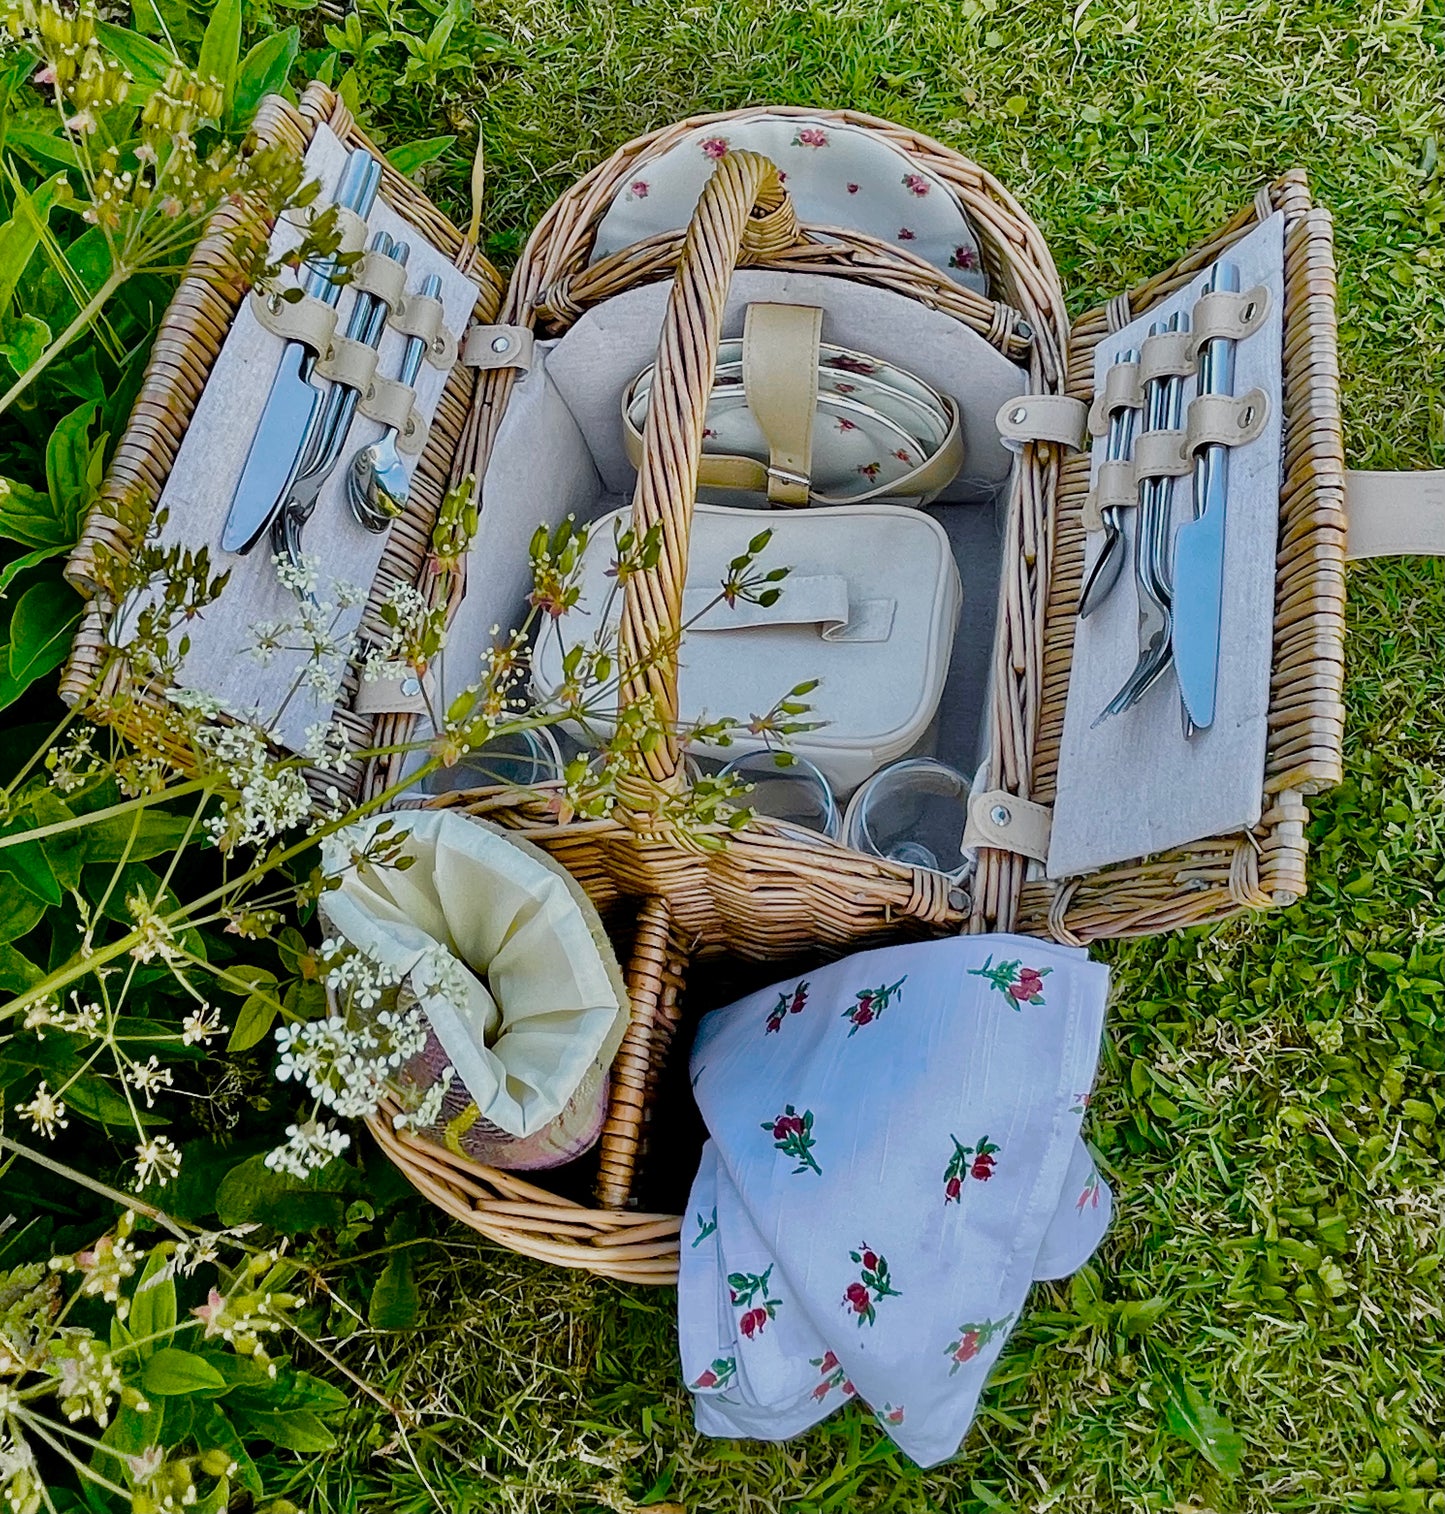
(1071, 1091, 1093, 1114)
(762, 1103, 822, 1175)
(842, 1243, 901, 1326)
(691, 1355, 736, 1390)
(792, 126, 829, 148)
(729, 1265, 782, 1339)
(691, 1206, 718, 1248)
(765, 979, 809, 1035)
(626, 180, 649, 200)
(840, 975, 906, 1034)
(949, 244, 978, 270)
(834, 381, 856, 393)
(825, 353, 877, 376)
(880, 1403, 905, 1425)
(945, 1315, 1012, 1374)
(856, 461, 881, 481)
(1077, 1170, 1101, 1211)
(846, 181, 860, 194)
(700, 136, 730, 159)
(893, 448, 912, 464)
(902, 172, 931, 196)
(836, 417, 858, 432)
(809, 1349, 855, 1402)
(897, 227, 916, 241)
(943, 1134, 1001, 1202)
(968, 955, 1052, 1007)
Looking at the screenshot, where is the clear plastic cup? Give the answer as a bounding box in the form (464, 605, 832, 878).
(716, 749, 839, 840)
(843, 758, 971, 878)
(424, 725, 564, 793)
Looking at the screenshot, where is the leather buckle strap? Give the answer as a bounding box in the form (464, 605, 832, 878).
(1344, 470, 1445, 560)
(741, 302, 823, 506)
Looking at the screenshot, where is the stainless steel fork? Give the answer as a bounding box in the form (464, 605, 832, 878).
(1093, 313, 1190, 727)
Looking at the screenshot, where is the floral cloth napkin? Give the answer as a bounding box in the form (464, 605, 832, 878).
(679, 934, 1112, 1468)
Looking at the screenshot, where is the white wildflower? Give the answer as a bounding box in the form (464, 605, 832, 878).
(21, 999, 58, 1037)
(133, 1135, 182, 1189)
(332, 579, 366, 609)
(49, 1335, 122, 1426)
(126, 893, 181, 964)
(171, 1234, 220, 1277)
(51, 1217, 140, 1315)
(127, 1056, 173, 1108)
(299, 660, 343, 704)
(47, 724, 101, 793)
(302, 720, 352, 775)
(181, 1005, 223, 1045)
(413, 941, 474, 1016)
(54, 993, 102, 1039)
(264, 1118, 350, 1179)
(271, 550, 320, 597)
(249, 618, 287, 666)
(0, 1429, 40, 1514)
(15, 1081, 67, 1138)
(394, 1066, 452, 1132)
(166, 686, 229, 720)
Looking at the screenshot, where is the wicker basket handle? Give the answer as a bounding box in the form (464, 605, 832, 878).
(615, 151, 798, 788)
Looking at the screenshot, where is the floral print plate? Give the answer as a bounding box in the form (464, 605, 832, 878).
(591, 114, 988, 295)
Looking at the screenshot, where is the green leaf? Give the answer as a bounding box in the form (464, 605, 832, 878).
(45, 399, 101, 538)
(82, 808, 197, 864)
(1162, 1373, 1244, 1476)
(0, 172, 69, 311)
(7, 577, 82, 689)
(226, 990, 280, 1052)
(31, 790, 86, 890)
(141, 1347, 227, 1397)
(0, 827, 61, 905)
(197, 0, 242, 108)
(0, 475, 70, 550)
(215, 1152, 351, 1234)
(0, 542, 68, 599)
(367, 1249, 420, 1330)
(282, 1370, 351, 1416)
(66, 1073, 169, 1129)
(128, 1249, 178, 1358)
(0, 313, 51, 377)
(0, 883, 43, 945)
(236, 1407, 335, 1453)
(2, 124, 79, 172)
(233, 28, 299, 123)
(96, 21, 174, 90)
(385, 135, 455, 175)
(0, 943, 43, 993)
(196, 1404, 263, 1496)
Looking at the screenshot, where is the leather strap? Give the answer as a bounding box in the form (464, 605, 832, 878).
(961, 789, 1052, 862)
(1083, 458, 1138, 533)
(461, 323, 534, 371)
(297, 203, 369, 260)
(741, 303, 823, 506)
(1186, 388, 1269, 452)
(1344, 469, 1445, 560)
(249, 288, 338, 354)
(390, 291, 457, 370)
(1188, 284, 1271, 356)
(351, 667, 436, 715)
(1137, 329, 1197, 388)
(359, 373, 427, 454)
(621, 392, 964, 506)
(351, 249, 409, 312)
(1087, 360, 1143, 437)
(996, 393, 1088, 452)
(313, 331, 381, 394)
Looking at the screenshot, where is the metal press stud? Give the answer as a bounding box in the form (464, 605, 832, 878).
(400, 676, 421, 698)
(990, 804, 1011, 827)
(491, 335, 511, 354)
(1009, 406, 1028, 426)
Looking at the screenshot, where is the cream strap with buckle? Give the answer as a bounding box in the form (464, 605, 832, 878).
(741, 302, 823, 506)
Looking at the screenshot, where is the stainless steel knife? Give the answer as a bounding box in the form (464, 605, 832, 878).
(220, 148, 382, 555)
(1172, 261, 1241, 735)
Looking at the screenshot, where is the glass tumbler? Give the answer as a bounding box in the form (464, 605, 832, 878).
(716, 749, 840, 840)
(424, 725, 564, 793)
(843, 758, 972, 877)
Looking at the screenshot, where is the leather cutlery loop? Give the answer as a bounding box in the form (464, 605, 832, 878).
(1187, 284, 1271, 356)
(1086, 360, 1143, 436)
(248, 288, 339, 355)
(359, 373, 427, 454)
(313, 332, 382, 396)
(389, 291, 456, 369)
(1136, 329, 1197, 389)
(1083, 459, 1138, 532)
(350, 249, 409, 312)
(1185, 387, 1270, 453)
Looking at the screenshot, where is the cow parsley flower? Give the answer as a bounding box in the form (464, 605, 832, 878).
(182, 1004, 223, 1045)
(14, 1081, 67, 1138)
(264, 1118, 351, 1178)
(133, 1135, 182, 1189)
(394, 1067, 452, 1132)
(126, 1056, 173, 1108)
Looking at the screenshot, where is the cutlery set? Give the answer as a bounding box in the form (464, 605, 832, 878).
(221, 147, 438, 591)
(1082, 261, 1245, 738)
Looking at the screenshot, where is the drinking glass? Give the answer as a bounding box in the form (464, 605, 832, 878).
(843, 758, 971, 877)
(716, 749, 840, 840)
(424, 725, 564, 793)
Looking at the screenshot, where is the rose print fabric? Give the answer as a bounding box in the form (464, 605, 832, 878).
(679, 933, 1111, 1468)
(590, 114, 988, 295)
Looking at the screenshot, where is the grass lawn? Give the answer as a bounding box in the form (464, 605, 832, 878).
(282, 1, 1445, 1508)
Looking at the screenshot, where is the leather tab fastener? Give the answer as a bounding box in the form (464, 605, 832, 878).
(1188, 284, 1271, 355)
(249, 288, 339, 354)
(297, 203, 369, 259)
(1185, 388, 1270, 454)
(313, 332, 381, 395)
(1083, 458, 1138, 533)
(391, 292, 456, 370)
(962, 789, 1052, 863)
(1137, 328, 1197, 389)
(352, 667, 435, 716)
(350, 249, 409, 313)
(1133, 428, 1193, 480)
(996, 394, 1088, 453)
(462, 323, 535, 372)
(1087, 360, 1143, 436)
(1344, 469, 1445, 561)
(358, 373, 427, 455)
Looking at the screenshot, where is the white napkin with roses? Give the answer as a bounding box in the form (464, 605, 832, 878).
(679, 934, 1112, 1468)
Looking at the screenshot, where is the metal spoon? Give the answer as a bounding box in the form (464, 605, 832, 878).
(347, 271, 442, 532)
(1078, 344, 1140, 618)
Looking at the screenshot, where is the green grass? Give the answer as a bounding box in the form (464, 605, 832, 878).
(285, 0, 1445, 1508)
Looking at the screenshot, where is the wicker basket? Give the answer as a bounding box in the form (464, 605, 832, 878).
(61, 84, 504, 789)
(360, 114, 1349, 1281)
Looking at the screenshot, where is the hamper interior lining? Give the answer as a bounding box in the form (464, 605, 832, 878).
(437, 272, 1025, 787)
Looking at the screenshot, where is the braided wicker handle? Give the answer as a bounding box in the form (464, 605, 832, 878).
(616, 152, 798, 789)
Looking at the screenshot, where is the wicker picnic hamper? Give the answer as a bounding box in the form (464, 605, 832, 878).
(62, 96, 1371, 1283)
(367, 114, 1351, 1281)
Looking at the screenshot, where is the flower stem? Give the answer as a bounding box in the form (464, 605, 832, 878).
(0, 779, 208, 850)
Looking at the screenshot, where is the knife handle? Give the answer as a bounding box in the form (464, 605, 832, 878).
(302, 150, 381, 306)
